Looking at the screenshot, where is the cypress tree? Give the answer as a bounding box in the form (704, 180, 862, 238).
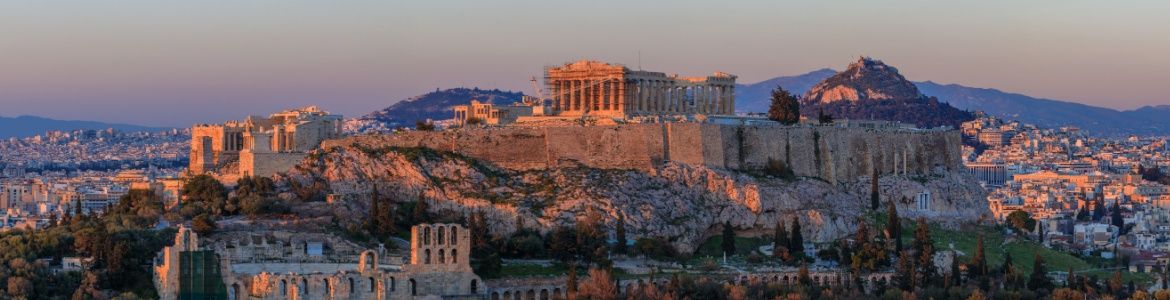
(950, 249, 962, 286)
(1112, 200, 1125, 234)
(895, 250, 916, 291)
(789, 217, 804, 258)
(721, 221, 736, 257)
(614, 213, 627, 254)
(971, 234, 987, 278)
(1028, 252, 1052, 291)
(888, 202, 902, 254)
(773, 219, 789, 259)
(870, 167, 881, 211)
(913, 218, 936, 287)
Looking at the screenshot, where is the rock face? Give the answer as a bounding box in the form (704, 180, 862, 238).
(801, 57, 975, 129)
(322, 123, 964, 186)
(278, 143, 989, 254)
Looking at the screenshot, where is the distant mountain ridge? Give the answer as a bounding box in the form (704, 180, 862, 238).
(0, 115, 169, 139)
(346, 87, 524, 132)
(737, 67, 1170, 136)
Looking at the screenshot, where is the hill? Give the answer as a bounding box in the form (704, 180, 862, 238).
(799, 57, 975, 128)
(0, 115, 169, 138)
(346, 87, 524, 132)
(736, 68, 1170, 136)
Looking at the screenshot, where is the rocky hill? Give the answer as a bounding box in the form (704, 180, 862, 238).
(799, 57, 975, 128)
(277, 141, 988, 254)
(345, 87, 524, 133)
(736, 65, 1169, 136)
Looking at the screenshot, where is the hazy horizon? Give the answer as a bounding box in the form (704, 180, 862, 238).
(2, 0, 1168, 127)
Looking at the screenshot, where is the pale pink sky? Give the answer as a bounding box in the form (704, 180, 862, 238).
(1, 0, 1168, 126)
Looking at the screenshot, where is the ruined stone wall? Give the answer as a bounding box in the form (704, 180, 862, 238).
(240, 152, 308, 178)
(322, 123, 961, 183)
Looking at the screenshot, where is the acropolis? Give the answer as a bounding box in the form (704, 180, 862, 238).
(544, 60, 736, 117)
(189, 106, 342, 180)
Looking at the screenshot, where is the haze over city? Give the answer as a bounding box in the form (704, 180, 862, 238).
(2, 0, 1168, 127)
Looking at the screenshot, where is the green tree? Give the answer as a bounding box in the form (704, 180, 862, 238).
(182, 174, 228, 217)
(789, 217, 804, 258)
(1112, 201, 1125, 234)
(614, 213, 627, 255)
(969, 234, 987, 279)
(1006, 210, 1037, 234)
(773, 219, 789, 260)
(415, 120, 436, 131)
(870, 167, 881, 211)
(721, 221, 736, 257)
(767, 86, 801, 125)
(191, 214, 217, 236)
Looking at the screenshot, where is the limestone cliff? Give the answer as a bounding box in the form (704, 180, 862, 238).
(277, 143, 988, 254)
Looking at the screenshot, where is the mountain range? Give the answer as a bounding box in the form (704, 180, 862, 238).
(0, 115, 170, 139)
(737, 66, 1169, 137)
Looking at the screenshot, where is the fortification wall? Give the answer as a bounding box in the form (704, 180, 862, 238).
(322, 123, 960, 183)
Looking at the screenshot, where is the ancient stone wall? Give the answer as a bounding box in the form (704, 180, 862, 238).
(322, 123, 961, 184)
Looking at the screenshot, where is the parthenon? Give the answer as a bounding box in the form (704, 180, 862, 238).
(544, 60, 736, 117)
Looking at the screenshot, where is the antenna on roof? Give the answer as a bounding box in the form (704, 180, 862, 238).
(638, 50, 642, 71)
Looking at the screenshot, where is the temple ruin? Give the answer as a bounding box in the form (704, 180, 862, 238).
(544, 60, 736, 117)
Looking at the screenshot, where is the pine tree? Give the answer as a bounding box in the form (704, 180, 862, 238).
(614, 213, 627, 255)
(773, 219, 789, 259)
(721, 221, 736, 257)
(1076, 201, 1090, 221)
(767, 86, 801, 125)
(789, 217, 804, 258)
(888, 202, 902, 254)
(1066, 266, 1075, 288)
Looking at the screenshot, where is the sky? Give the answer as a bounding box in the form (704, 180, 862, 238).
(1, 0, 1168, 127)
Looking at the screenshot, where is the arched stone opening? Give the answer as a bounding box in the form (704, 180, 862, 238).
(540, 289, 549, 300)
(471, 279, 478, 294)
(410, 279, 418, 296)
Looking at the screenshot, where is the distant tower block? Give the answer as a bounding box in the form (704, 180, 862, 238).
(544, 60, 737, 117)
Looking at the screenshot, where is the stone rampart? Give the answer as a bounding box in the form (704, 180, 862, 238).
(321, 123, 961, 183)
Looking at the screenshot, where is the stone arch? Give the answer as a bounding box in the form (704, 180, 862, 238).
(425, 249, 431, 264)
(280, 279, 288, 296)
(471, 279, 478, 294)
(368, 277, 376, 292)
(782, 275, 789, 285)
(504, 291, 512, 300)
(301, 278, 309, 295)
(437, 226, 445, 245)
(540, 289, 549, 300)
(358, 250, 378, 273)
(450, 225, 458, 245)
(348, 278, 355, 294)
(390, 277, 396, 291)
(526, 289, 536, 300)
(439, 249, 446, 265)
(452, 249, 458, 264)
(424, 226, 431, 245)
(492, 292, 500, 300)
(410, 279, 417, 296)
(553, 288, 563, 300)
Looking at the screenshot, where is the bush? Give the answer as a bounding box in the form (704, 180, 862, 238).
(633, 237, 678, 259)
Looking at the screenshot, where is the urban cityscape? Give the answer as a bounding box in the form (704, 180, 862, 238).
(2, 1, 1169, 300)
